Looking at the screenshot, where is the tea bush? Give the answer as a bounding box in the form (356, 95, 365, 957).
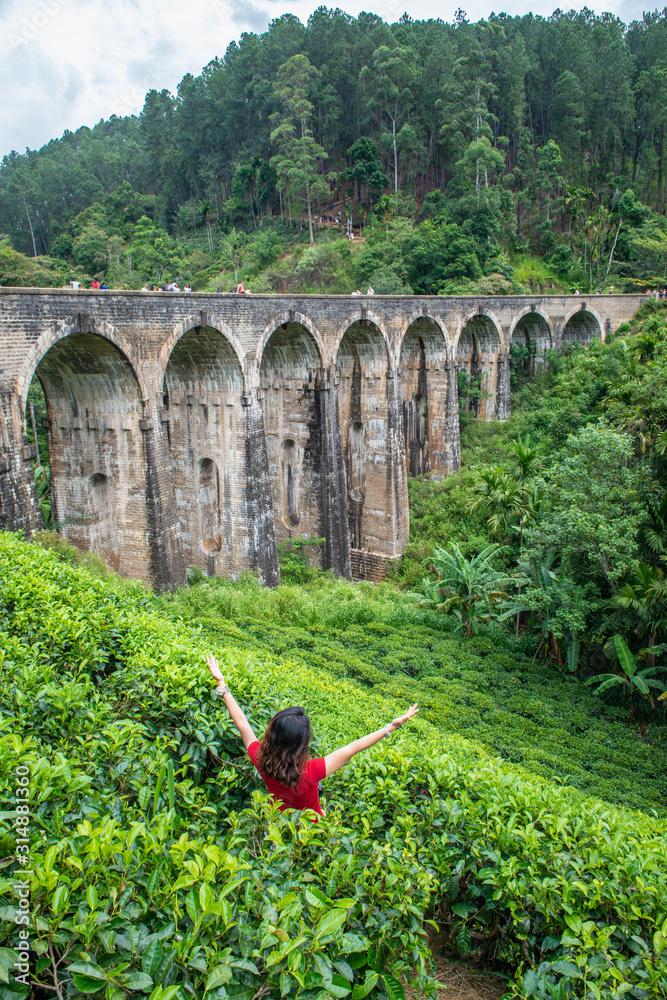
(2, 533, 667, 1000)
(160, 576, 667, 813)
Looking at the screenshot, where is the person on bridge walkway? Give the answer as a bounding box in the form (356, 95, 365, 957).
(206, 654, 418, 819)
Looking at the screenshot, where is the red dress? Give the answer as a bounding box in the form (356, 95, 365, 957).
(247, 741, 326, 817)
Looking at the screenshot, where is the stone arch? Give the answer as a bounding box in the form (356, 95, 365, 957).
(455, 313, 502, 420)
(32, 331, 149, 578)
(260, 322, 324, 555)
(399, 317, 452, 478)
(335, 318, 392, 555)
(509, 310, 553, 374)
(17, 317, 146, 409)
(332, 311, 392, 366)
(255, 311, 326, 371)
(562, 306, 603, 345)
(164, 325, 246, 578)
(159, 314, 245, 392)
(454, 309, 502, 354)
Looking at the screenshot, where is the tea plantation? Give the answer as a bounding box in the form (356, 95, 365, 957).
(2, 533, 666, 1000)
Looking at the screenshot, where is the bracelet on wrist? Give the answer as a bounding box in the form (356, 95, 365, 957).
(384, 723, 393, 737)
(215, 684, 231, 697)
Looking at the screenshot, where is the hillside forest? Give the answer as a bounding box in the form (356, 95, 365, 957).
(2, 7, 667, 294)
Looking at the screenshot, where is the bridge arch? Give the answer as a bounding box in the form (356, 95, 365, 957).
(17, 317, 147, 407)
(399, 316, 451, 478)
(29, 329, 151, 578)
(454, 311, 502, 420)
(508, 308, 553, 374)
(562, 305, 603, 345)
(259, 321, 325, 556)
(332, 310, 392, 364)
(159, 314, 245, 390)
(163, 324, 246, 578)
(255, 310, 325, 371)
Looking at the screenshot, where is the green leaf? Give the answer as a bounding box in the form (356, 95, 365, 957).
(351, 972, 379, 999)
(142, 939, 163, 977)
(199, 884, 215, 913)
(166, 760, 175, 812)
(342, 933, 370, 954)
(613, 634, 636, 678)
(124, 973, 154, 992)
(304, 887, 329, 907)
(149, 988, 182, 1000)
(382, 974, 405, 1000)
(153, 765, 166, 815)
(52, 885, 70, 914)
(71, 974, 107, 994)
(67, 962, 107, 980)
(551, 959, 583, 979)
(457, 925, 472, 955)
(205, 965, 232, 991)
(333, 960, 354, 981)
(522, 969, 540, 996)
(314, 953, 333, 986)
(329, 974, 352, 998)
(315, 908, 348, 940)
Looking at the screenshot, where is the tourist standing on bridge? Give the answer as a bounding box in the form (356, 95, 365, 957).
(206, 654, 418, 819)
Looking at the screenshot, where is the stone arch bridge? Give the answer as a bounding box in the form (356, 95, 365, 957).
(0, 289, 647, 589)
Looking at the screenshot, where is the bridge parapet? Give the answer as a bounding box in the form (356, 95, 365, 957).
(0, 289, 649, 588)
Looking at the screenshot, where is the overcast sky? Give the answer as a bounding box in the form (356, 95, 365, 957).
(0, 0, 655, 158)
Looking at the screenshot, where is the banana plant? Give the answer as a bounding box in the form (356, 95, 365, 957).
(585, 634, 666, 717)
(416, 542, 515, 637)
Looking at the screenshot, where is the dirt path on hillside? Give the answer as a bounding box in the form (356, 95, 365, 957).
(407, 957, 509, 1000)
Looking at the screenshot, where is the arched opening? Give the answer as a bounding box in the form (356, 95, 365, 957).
(510, 313, 552, 381)
(456, 315, 500, 420)
(260, 323, 323, 554)
(29, 332, 148, 577)
(164, 326, 245, 577)
(400, 318, 451, 477)
(562, 310, 601, 346)
(336, 320, 391, 555)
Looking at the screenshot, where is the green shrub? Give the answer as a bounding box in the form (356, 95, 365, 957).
(2, 534, 667, 999)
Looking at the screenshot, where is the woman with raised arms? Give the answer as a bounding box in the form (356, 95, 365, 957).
(206, 655, 419, 819)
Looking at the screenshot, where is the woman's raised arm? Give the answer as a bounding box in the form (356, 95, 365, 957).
(206, 654, 258, 749)
(324, 704, 419, 777)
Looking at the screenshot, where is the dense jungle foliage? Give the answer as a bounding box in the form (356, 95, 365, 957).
(2, 533, 667, 1000)
(2, 8, 667, 293)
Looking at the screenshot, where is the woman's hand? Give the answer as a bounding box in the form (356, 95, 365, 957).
(391, 704, 419, 730)
(206, 654, 225, 685)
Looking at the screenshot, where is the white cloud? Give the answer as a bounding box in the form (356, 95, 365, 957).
(0, 0, 655, 157)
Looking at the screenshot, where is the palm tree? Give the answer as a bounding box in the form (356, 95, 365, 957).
(417, 542, 513, 637)
(614, 562, 667, 666)
(639, 493, 667, 564)
(465, 468, 532, 541)
(510, 434, 542, 481)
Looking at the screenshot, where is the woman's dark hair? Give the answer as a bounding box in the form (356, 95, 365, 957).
(255, 707, 312, 788)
